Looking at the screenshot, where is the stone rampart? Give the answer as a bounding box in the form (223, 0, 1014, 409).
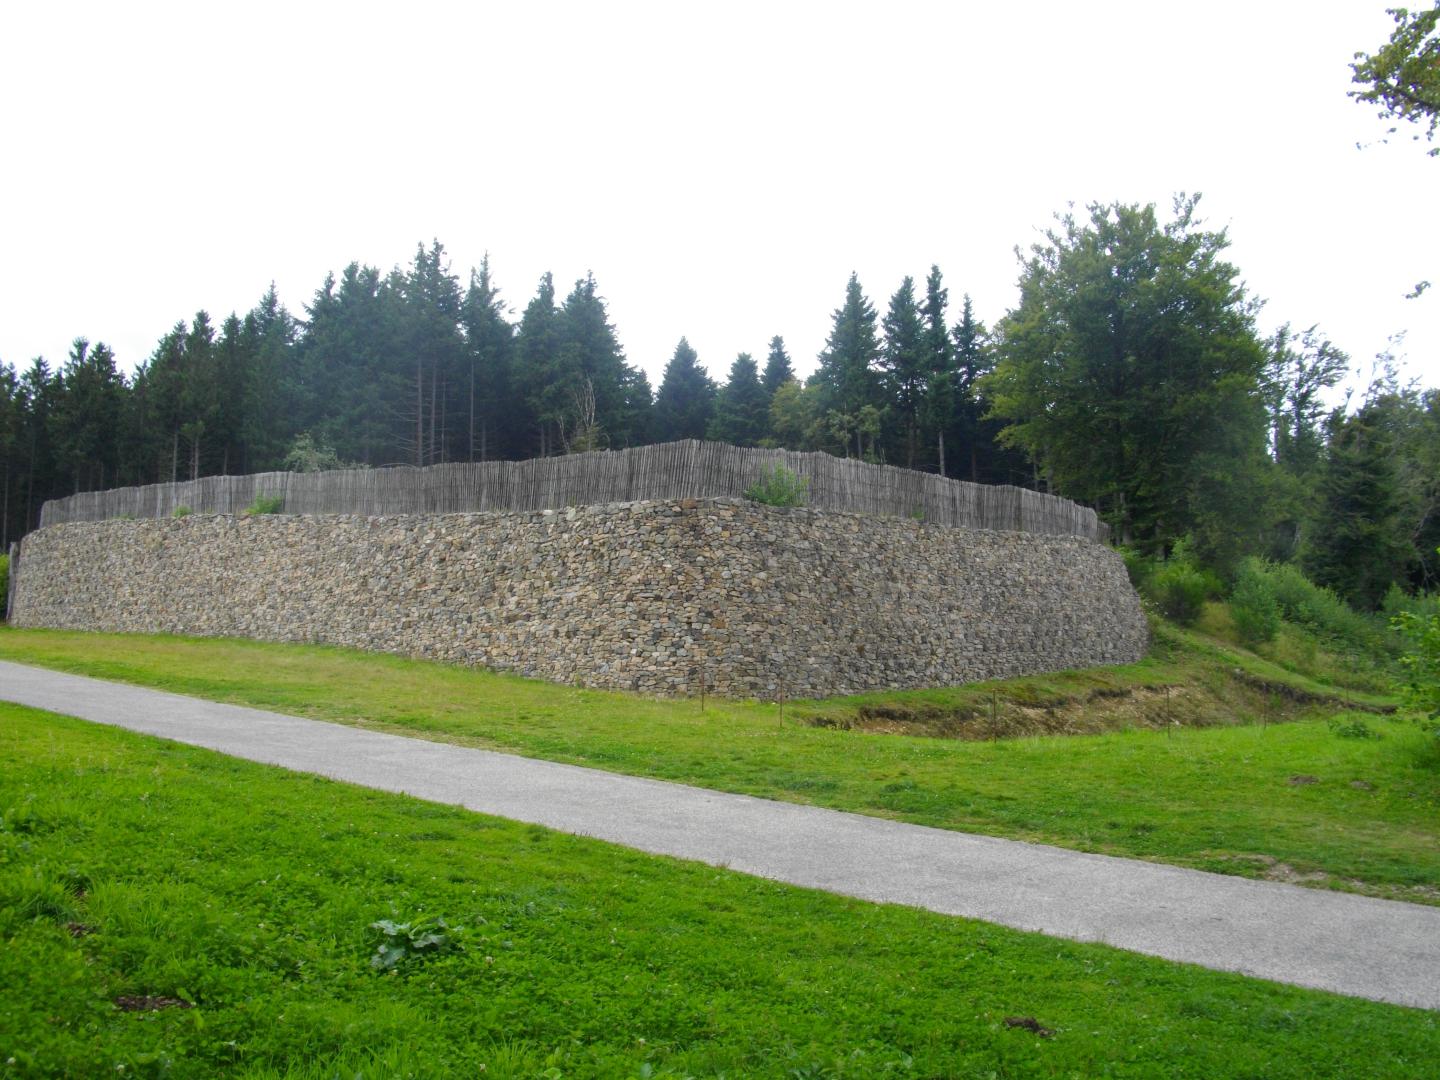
(9, 499, 1147, 697)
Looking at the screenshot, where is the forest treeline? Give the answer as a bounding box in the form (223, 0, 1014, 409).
(1, 201, 1437, 609)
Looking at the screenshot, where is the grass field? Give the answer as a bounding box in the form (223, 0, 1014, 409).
(1, 627, 1437, 904)
(3, 704, 1437, 1078)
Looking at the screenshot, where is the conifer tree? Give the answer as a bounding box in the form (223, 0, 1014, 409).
(554, 273, 633, 453)
(919, 266, 953, 475)
(707, 352, 769, 446)
(515, 273, 562, 455)
(652, 338, 716, 442)
(879, 276, 928, 468)
(1305, 398, 1415, 608)
(761, 336, 794, 398)
(812, 273, 882, 458)
(460, 255, 515, 461)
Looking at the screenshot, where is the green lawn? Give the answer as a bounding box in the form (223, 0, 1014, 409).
(1, 628, 1437, 904)
(2, 704, 1436, 1078)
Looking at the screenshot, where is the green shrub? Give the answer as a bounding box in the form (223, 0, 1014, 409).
(244, 494, 285, 516)
(172, 505, 192, 518)
(1146, 561, 1216, 625)
(1139, 542, 1221, 626)
(1393, 608, 1440, 720)
(1263, 561, 1391, 657)
(1328, 715, 1382, 740)
(1114, 545, 1154, 591)
(1229, 558, 1281, 645)
(743, 463, 809, 508)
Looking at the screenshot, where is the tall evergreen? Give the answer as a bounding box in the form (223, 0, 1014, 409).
(812, 273, 882, 458)
(515, 273, 562, 456)
(761, 336, 794, 398)
(296, 263, 407, 466)
(879, 276, 928, 468)
(460, 255, 515, 461)
(1304, 398, 1414, 608)
(554, 273, 636, 453)
(652, 338, 716, 442)
(950, 295, 990, 482)
(400, 241, 466, 466)
(707, 353, 769, 447)
(54, 338, 124, 493)
(240, 284, 299, 472)
(919, 266, 953, 475)
(0, 362, 20, 545)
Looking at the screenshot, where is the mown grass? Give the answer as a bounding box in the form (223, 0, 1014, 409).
(2, 704, 1436, 1078)
(1, 628, 1437, 903)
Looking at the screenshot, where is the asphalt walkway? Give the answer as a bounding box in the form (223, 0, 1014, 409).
(2, 658, 1437, 1011)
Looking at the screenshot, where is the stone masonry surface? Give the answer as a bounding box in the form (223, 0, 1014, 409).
(10, 499, 1147, 697)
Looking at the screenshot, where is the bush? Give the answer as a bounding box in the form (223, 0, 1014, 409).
(244, 494, 285, 516)
(172, 505, 192, 518)
(1146, 561, 1216, 625)
(1230, 558, 1281, 646)
(1139, 541, 1221, 626)
(1393, 607, 1440, 720)
(1263, 561, 1391, 657)
(1114, 545, 1154, 591)
(743, 463, 809, 508)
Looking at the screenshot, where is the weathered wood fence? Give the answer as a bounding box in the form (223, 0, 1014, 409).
(38, 441, 1106, 541)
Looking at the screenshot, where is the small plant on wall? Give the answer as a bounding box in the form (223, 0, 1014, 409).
(244, 494, 285, 516)
(744, 463, 809, 508)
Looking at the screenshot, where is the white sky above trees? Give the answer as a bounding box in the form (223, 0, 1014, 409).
(1, 0, 1435, 396)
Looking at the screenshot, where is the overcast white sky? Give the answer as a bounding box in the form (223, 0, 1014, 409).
(2, 1, 1436, 398)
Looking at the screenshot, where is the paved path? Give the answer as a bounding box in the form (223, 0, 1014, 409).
(3, 658, 1438, 1011)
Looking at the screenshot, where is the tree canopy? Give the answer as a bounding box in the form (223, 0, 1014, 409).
(987, 196, 1268, 553)
(1351, 4, 1440, 155)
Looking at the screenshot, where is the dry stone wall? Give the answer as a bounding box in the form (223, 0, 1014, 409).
(10, 499, 1147, 697)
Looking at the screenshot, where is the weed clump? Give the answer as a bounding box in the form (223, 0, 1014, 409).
(743, 463, 809, 508)
(244, 494, 285, 516)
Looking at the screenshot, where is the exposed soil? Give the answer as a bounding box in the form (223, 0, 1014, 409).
(799, 668, 1391, 743)
(114, 995, 192, 1012)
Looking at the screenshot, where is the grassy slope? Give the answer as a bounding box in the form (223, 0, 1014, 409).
(2, 704, 1436, 1079)
(1, 626, 1436, 903)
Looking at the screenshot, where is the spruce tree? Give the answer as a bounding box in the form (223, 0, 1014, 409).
(652, 338, 716, 442)
(919, 266, 953, 475)
(707, 352, 769, 447)
(812, 273, 882, 458)
(879, 276, 928, 468)
(515, 273, 561, 455)
(761, 336, 794, 398)
(460, 254, 515, 461)
(554, 273, 634, 453)
(1305, 398, 1415, 609)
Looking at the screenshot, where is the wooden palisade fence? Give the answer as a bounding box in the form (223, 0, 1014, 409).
(39, 441, 1107, 542)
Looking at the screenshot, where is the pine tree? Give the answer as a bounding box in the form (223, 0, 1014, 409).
(54, 338, 124, 493)
(554, 273, 634, 453)
(879, 276, 928, 468)
(950, 294, 992, 482)
(652, 338, 716, 442)
(515, 273, 562, 455)
(241, 284, 299, 472)
(400, 241, 466, 466)
(707, 353, 769, 447)
(460, 255, 515, 461)
(761, 336, 794, 398)
(812, 273, 882, 458)
(919, 266, 953, 475)
(1305, 398, 1415, 609)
